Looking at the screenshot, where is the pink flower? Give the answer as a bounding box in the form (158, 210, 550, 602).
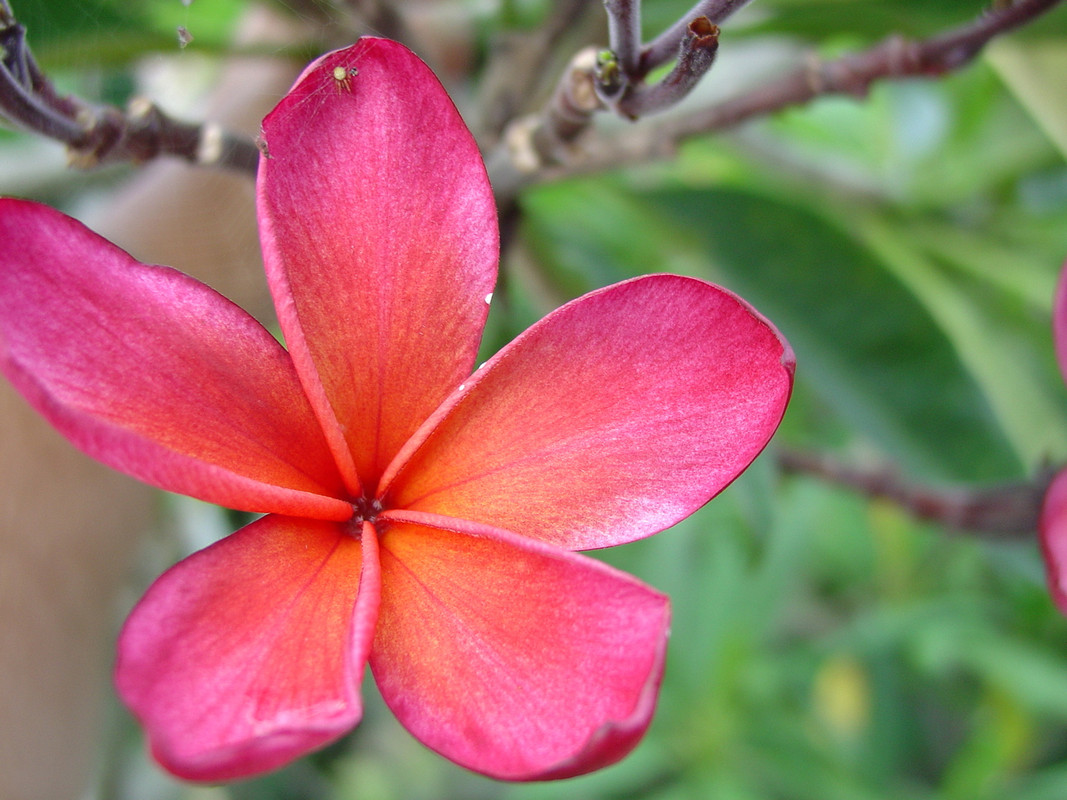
(0, 39, 793, 782)
(1042, 263, 1067, 610)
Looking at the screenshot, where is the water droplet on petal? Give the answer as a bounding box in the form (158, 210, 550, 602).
(484, 293, 493, 305)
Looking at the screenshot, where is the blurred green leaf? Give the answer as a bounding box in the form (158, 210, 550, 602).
(852, 212, 1067, 465)
(987, 39, 1067, 162)
(16, 0, 248, 69)
(755, 70, 1057, 211)
(741, 0, 1067, 41)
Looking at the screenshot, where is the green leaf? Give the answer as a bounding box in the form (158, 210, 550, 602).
(987, 39, 1067, 163)
(853, 214, 1067, 465)
(741, 0, 1067, 42)
(17, 0, 246, 69)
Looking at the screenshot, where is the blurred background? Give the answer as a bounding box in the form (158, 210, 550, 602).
(4, 0, 1067, 798)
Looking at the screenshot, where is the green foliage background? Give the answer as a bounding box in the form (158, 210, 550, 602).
(7, 0, 1067, 798)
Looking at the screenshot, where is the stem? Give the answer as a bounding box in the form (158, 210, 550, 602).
(640, 0, 756, 76)
(487, 46, 604, 198)
(528, 0, 1066, 184)
(778, 448, 1054, 538)
(603, 0, 642, 76)
(0, 0, 260, 175)
(0, 59, 86, 143)
(617, 17, 719, 118)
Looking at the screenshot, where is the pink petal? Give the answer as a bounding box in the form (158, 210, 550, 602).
(115, 514, 380, 782)
(1041, 469, 1067, 614)
(382, 274, 794, 549)
(1054, 260, 1067, 385)
(370, 510, 669, 780)
(0, 199, 351, 519)
(257, 39, 498, 492)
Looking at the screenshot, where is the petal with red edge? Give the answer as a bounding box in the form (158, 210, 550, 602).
(370, 510, 669, 780)
(382, 274, 794, 549)
(0, 200, 351, 519)
(1041, 468, 1067, 614)
(258, 38, 498, 491)
(115, 514, 380, 782)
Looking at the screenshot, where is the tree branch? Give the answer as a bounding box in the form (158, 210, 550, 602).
(639, 0, 755, 76)
(491, 0, 1065, 193)
(0, 0, 260, 175)
(616, 17, 720, 118)
(778, 448, 1054, 538)
(488, 46, 605, 199)
(604, 0, 642, 76)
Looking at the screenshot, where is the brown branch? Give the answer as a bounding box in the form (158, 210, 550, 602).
(604, 0, 642, 76)
(0, 0, 259, 176)
(65, 99, 261, 173)
(616, 18, 720, 118)
(666, 0, 1066, 134)
(490, 0, 1065, 194)
(488, 0, 739, 184)
(639, 0, 756, 76)
(778, 448, 1055, 538)
(488, 46, 605, 199)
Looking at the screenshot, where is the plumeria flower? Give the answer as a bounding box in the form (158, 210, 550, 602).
(1041, 263, 1067, 610)
(0, 39, 793, 782)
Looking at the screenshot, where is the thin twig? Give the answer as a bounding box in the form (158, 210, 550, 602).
(488, 46, 605, 198)
(0, 0, 260, 175)
(66, 98, 261, 174)
(778, 448, 1054, 538)
(603, 0, 642, 76)
(640, 0, 756, 76)
(616, 18, 719, 118)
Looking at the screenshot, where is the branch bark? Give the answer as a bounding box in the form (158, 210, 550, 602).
(604, 0, 642, 76)
(639, 0, 756, 76)
(616, 18, 720, 118)
(778, 448, 1055, 538)
(490, 0, 1066, 194)
(0, 0, 260, 176)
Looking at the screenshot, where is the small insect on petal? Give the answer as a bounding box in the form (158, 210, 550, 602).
(332, 66, 359, 94)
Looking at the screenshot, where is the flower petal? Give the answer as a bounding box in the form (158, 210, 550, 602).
(1041, 469, 1067, 614)
(115, 514, 380, 782)
(257, 39, 498, 491)
(0, 199, 350, 519)
(382, 274, 794, 549)
(370, 509, 669, 780)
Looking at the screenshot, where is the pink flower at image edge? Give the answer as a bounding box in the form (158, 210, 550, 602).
(0, 39, 794, 782)
(1041, 264, 1067, 611)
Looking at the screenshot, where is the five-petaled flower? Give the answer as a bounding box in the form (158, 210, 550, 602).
(0, 39, 794, 782)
